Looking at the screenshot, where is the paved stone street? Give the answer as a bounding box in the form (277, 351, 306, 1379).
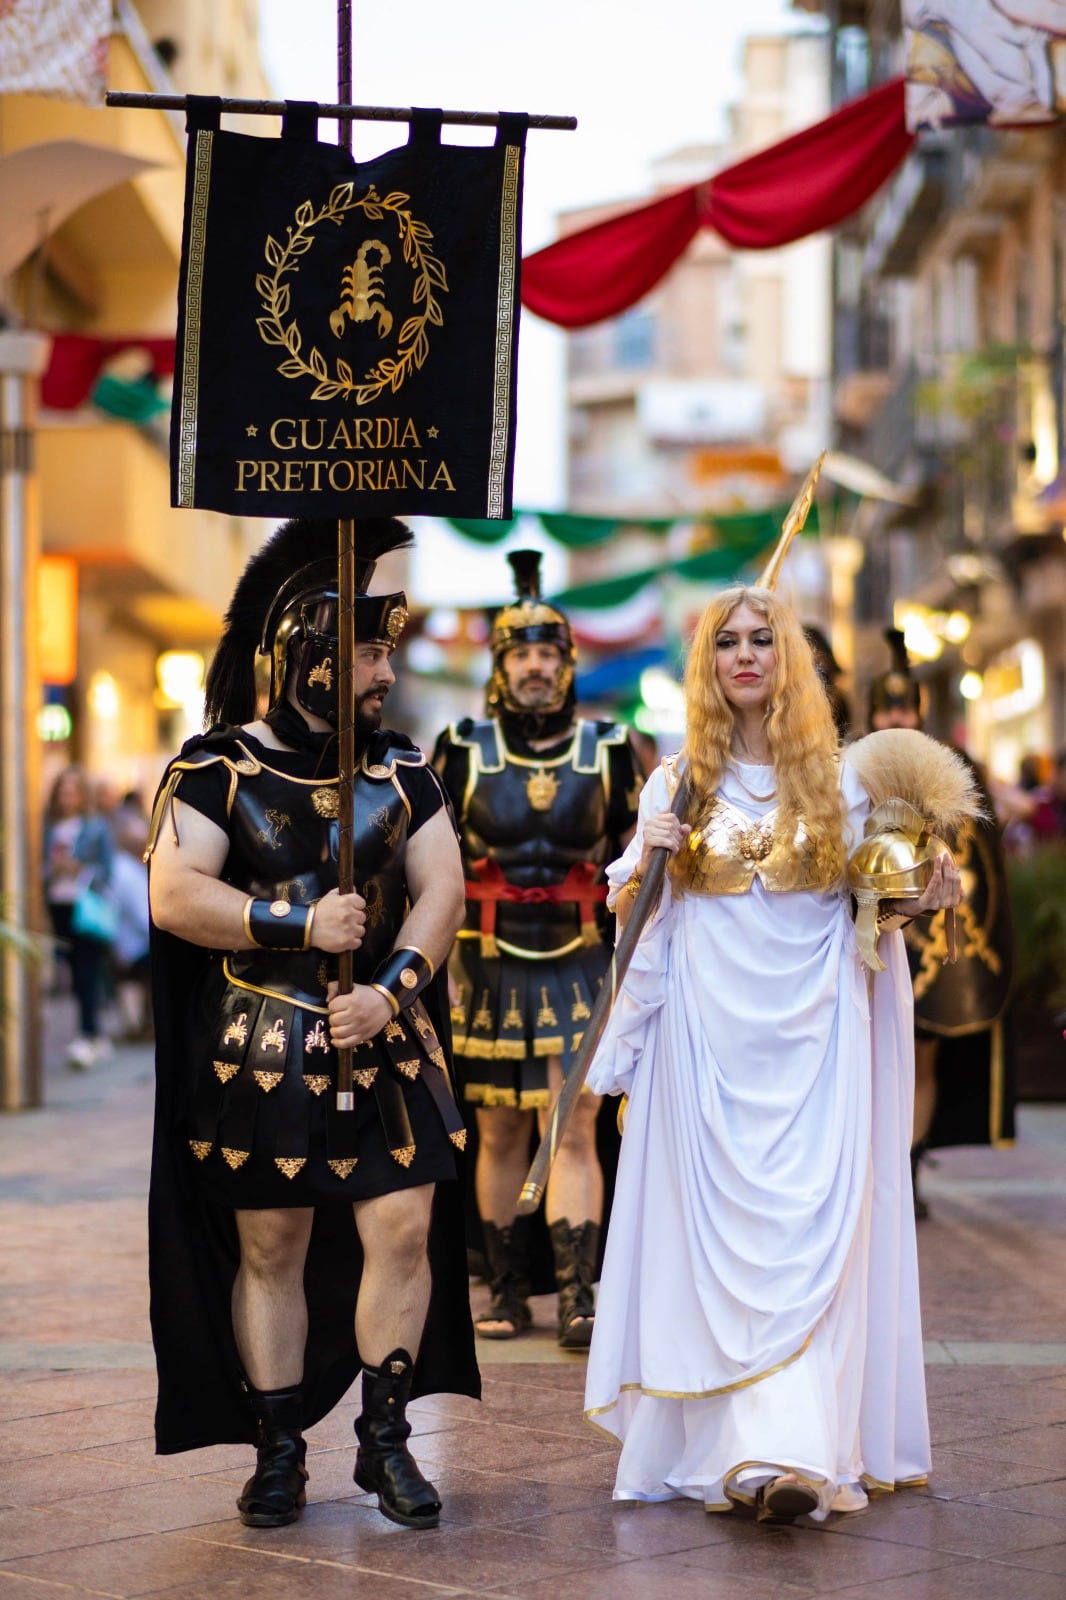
(2, 998, 1065, 1599)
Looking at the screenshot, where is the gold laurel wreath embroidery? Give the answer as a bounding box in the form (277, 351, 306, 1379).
(255, 182, 448, 404)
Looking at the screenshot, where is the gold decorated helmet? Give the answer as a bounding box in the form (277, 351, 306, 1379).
(848, 796, 951, 971)
(488, 549, 576, 718)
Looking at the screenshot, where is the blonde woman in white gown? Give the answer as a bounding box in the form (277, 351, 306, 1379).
(583, 585, 962, 1524)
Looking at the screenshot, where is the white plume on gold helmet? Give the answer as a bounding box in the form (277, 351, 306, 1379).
(844, 730, 983, 970)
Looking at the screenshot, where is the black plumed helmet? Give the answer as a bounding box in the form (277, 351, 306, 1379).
(203, 516, 412, 727)
(869, 626, 921, 719)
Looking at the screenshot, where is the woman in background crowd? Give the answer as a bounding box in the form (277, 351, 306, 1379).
(43, 766, 115, 1069)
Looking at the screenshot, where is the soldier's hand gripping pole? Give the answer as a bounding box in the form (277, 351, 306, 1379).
(517, 772, 691, 1215)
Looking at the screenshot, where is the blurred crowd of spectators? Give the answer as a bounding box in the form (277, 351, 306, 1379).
(43, 767, 152, 1069)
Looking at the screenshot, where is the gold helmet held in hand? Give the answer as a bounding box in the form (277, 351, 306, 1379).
(847, 797, 953, 971)
(844, 730, 984, 972)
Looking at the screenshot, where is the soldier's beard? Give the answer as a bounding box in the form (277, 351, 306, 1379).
(353, 687, 389, 744)
(513, 675, 559, 707)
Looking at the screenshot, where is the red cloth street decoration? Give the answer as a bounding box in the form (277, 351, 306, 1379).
(520, 185, 705, 331)
(522, 78, 913, 329)
(41, 333, 176, 410)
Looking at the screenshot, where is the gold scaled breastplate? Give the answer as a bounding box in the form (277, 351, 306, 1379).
(671, 795, 838, 896)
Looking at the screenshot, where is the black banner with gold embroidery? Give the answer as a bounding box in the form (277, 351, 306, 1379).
(172, 100, 527, 518)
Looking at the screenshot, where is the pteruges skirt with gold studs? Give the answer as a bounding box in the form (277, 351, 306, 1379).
(183, 960, 467, 1207)
(448, 934, 608, 1110)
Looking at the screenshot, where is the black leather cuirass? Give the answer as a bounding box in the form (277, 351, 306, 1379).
(439, 719, 628, 954)
(167, 736, 418, 1003)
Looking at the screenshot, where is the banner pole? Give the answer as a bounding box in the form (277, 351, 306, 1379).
(104, 92, 576, 130)
(335, 0, 356, 1112)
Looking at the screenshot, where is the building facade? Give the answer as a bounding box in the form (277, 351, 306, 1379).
(796, 0, 1066, 777)
(2, 0, 275, 803)
(559, 30, 835, 649)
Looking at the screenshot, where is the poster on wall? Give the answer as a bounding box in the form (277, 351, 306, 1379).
(172, 100, 528, 520)
(904, 1, 1066, 131)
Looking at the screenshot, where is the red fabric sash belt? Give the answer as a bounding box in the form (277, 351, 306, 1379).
(464, 859, 606, 949)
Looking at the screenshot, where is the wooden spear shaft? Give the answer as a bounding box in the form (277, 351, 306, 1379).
(335, 0, 356, 1111)
(516, 773, 691, 1215)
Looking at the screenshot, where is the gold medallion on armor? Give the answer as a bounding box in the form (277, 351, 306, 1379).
(311, 786, 340, 819)
(738, 822, 774, 863)
(526, 767, 559, 812)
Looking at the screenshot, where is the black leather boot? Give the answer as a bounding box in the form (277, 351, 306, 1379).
(550, 1218, 599, 1350)
(353, 1349, 442, 1529)
(236, 1383, 308, 1527)
(475, 1218, 532, 1339)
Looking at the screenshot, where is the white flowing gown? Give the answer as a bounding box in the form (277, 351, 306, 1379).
(584, 758, 930, 1516)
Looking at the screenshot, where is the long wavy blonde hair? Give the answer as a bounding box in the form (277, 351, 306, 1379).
(678, 584, 846, 880)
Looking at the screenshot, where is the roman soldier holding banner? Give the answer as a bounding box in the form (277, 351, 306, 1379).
(146, 517, 477, 1533)
(434, 551, 643, 1349)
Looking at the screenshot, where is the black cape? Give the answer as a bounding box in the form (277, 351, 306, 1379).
(147, 729, 480, 1454)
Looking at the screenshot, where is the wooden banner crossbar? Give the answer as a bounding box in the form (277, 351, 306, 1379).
(105, 92, 577, 130)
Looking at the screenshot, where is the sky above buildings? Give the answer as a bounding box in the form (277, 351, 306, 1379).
(257, 0, 816, 598)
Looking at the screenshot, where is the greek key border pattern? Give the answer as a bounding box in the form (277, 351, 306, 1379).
(486, 144, 521, 519)
(177, 128, 214, 508)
